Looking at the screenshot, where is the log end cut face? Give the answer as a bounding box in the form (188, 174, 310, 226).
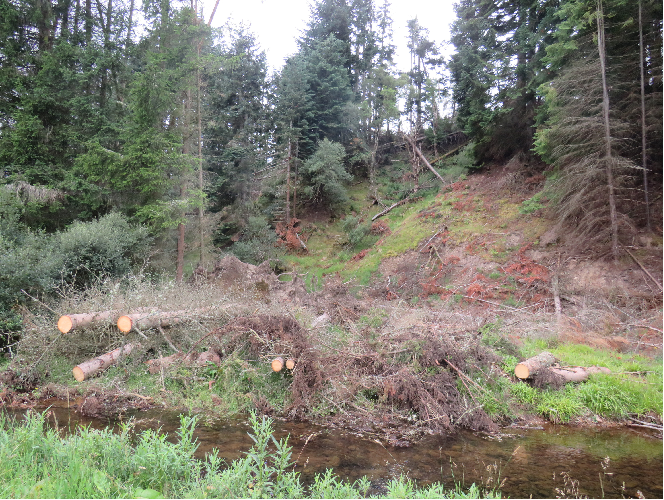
(72, 366, 85, 382)
(58, 316, 74, 334)
(117, 316, 133, 333)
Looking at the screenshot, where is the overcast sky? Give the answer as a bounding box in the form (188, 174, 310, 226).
(200, 0, 457, 72)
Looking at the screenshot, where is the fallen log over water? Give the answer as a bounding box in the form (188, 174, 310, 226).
(72, 343, 139, 382)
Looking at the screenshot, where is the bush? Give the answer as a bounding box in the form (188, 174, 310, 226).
(342, 215, 370, 250)
(0, 213, 151, 348)
(230, 215, 278, 265)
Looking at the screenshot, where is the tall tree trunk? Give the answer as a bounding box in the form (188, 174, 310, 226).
(197, 41, 204, 265)
(177, 89, 191, 282)
(596, 0, 619, 262)
(638, 0, 651, 232)
(85, 0, 92, 45)
(126, 0, 134, 45)
(285, 123, 292, 222)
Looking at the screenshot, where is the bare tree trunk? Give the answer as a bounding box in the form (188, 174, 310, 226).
(197, 40, 204, 265)
(285, 123, 292, 222)
(638, 0, 651, 231)
(178, 88, 191, 282)
(597, 0, 619, 262)
(126, 0, 134, 45)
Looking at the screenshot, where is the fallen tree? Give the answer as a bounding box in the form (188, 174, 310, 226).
(403, 134, 447, 185)
(72, 343, 139, 382)
(515, 351, 611, 383)
(58, 311, 121, 334)
(117, 310, 191, 333)
(549, 365, 611, 382)
(514, 351, 557, 379)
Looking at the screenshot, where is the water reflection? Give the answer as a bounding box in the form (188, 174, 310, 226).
(3, 404, 662, 499)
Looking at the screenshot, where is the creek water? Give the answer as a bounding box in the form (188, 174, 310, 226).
(3, 404, 662, 498)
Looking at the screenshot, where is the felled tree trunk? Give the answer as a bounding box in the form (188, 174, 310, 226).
(117, 310, 186, 333)
(550, 366, 611, 383)
(271, 357, 285, 372)
(72, 343, 138, 382)
(58, 311, 120, 334)
(514, 351, 556, 379)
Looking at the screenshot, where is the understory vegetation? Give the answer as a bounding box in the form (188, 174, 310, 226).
(0, 411, 499, 499)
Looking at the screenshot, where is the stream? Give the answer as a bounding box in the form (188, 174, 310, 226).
(3, 404, 662, 498)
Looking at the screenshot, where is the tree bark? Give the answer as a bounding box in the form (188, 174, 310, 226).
(72, 343, 138, 381)
(514, 351, 556, 379)
(117, 310, 188, 333)
(638, 0, 650, 231)
(549, 365, 611, 383)
(597, 0, 620, 262)
(58, 310, 120, 333)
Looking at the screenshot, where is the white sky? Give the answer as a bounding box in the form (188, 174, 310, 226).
(199, 0, 457, 72)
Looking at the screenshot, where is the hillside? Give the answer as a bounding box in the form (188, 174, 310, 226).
(2, 151, 661, 443)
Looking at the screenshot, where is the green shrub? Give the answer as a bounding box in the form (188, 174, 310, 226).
(342, 215, 370, 250)
(519, 193, 544, 215)
(230, 215, 278, 265)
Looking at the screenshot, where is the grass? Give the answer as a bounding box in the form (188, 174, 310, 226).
(502, 338, 663, 422)
(0, 410, 500, 499)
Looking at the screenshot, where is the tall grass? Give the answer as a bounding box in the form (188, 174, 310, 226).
(0, 411, 499, 499)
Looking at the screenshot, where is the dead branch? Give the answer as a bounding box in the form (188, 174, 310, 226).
(403, 134, 446, 185)
(624, 247, 662, 291)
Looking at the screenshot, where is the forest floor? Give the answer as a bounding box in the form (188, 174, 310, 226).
(1, 158, 662, 444)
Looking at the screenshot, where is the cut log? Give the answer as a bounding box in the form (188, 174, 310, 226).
(72, 343, 138, 382)
(549, 366, 611, 383)
(515, 351, 556, 379)
(271, 357, 285, 372)
(58, 311, 120, 334)
(117, 310, 186, 333)
(286, 358, 296, 370)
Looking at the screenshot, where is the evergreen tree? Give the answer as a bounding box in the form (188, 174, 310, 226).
(204, 22, 270, 209)
(450, 0, 559, 163)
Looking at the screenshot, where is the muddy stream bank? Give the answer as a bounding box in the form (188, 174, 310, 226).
(2, 403, 662, 499)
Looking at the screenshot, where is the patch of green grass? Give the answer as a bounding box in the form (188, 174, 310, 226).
(508, 340, 663, 421)
(535, 386, 586, 423)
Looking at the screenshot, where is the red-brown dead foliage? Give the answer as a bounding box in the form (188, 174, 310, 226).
(352, 249, 369, 261)
(275, 218, 307, 253)
(207, 315, 324, 418)
(371, 219, 391, 236)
